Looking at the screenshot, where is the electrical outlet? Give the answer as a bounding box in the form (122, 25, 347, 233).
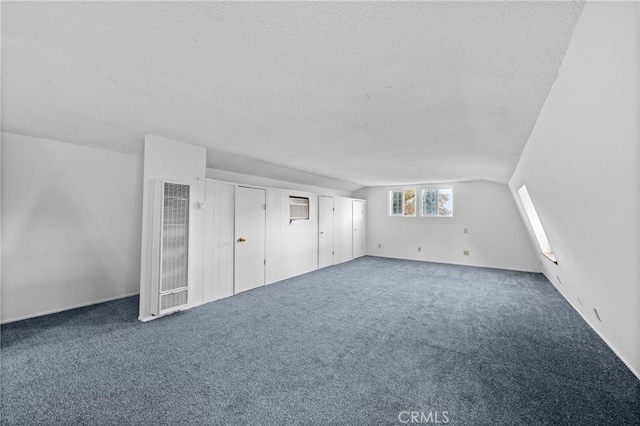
(463, 250, 469, 256)
(464, 228, 468, 234)
(418, 247, 421, 252)
(378, 244, 382, 249)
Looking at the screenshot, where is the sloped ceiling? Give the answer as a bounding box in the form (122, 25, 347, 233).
(1, 1, 584, 189)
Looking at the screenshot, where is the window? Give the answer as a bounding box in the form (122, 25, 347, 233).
(517, 185, 556, 263)
(390, 188, 453, 217)
(421, 188, 453, 217)
(391, 191, 403, 215)
(389, 189, 416, 216)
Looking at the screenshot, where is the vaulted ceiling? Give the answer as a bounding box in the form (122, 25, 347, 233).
(1, 1, 584, 189)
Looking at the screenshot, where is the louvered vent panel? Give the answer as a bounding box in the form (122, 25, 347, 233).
(161, 183, 189, 292)
(160, 289, 189, 311)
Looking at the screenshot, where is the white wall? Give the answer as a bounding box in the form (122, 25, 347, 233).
(138, 135, 206, 321)
(1, 134, 3, 322)
(266, 190, 319, 284)
(1, 132, 143, 323)
(509, 1, 639, 377)
(355, 180, 539, 272)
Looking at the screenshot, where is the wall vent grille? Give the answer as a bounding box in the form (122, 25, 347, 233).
(160, 289, 189, 311)
(289, 196, 309, 220)
(151, 181, 190, 316)
(161, 183, 190, 292)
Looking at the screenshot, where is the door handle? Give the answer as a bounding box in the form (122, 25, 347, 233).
(319, 231, 324, 235)
(237, 238, 246, 243)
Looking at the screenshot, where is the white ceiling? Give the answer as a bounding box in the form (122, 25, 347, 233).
(1, 1, 584, 190)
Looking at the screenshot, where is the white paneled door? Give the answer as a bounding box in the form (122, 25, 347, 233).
(318, 196, 335, 269)
(353, 200, 365, 258)
(234, 186, 266, 294)
(334, 197, 353, 264)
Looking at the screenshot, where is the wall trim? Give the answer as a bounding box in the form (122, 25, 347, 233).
(541, 271, 640, 382)
(1, 292, 140, 325)
(367, 254, 540, 274)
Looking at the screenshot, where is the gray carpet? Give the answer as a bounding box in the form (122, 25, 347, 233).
(2, 256, 639, 425)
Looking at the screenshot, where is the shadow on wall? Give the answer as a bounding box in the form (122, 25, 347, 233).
(2, 146, 142, 322)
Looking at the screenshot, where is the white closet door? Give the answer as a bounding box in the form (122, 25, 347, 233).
(234, 186, 266, 294)
(318, 196, 335, 269)
(334, 197, 353, 264)
(352, 200, 365, 258)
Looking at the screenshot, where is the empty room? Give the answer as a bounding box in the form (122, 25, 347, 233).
(1, 1, 639, 425)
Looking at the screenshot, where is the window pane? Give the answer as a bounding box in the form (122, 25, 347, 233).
(423, 190, 437, 215)
(438, 188, 453, 216)
(391, 191, 403, 215)
(403, 190, 416, 216)
(518, 185, 552, 253)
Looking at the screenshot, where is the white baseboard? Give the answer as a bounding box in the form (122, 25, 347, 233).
(138, 315, 155, 322)
(541, 272, 640, 382)
(1, 292, 140, 325)
(367, 254, 541, 273)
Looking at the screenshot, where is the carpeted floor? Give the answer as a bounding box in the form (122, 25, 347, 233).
(2, 256, 639, 425)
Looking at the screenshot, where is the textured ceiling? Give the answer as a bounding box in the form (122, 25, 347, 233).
(1, 1, 584, 188)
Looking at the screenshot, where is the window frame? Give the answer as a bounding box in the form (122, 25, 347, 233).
(388, 188, 417, 217)
(517, 185, 556, 264)
(420, 187, 454, 218)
